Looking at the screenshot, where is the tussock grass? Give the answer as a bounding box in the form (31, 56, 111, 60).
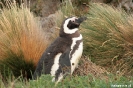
(59, 0, 89, 19)
(0, 1, 50, 79)
(82, 3, 133, 76)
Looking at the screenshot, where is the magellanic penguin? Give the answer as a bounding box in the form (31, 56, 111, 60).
(33, 16, 86, 83)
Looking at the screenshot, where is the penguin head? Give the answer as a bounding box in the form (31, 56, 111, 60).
(60, 17, 86, 36)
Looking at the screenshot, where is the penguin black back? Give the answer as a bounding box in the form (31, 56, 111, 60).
(33, 37, 72, 76)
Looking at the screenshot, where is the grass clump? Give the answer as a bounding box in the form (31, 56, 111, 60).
(0, 1, 50, 79)
(82, 3, 133, 76)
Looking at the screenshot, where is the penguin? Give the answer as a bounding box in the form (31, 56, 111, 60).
(33, 16, 86, 83)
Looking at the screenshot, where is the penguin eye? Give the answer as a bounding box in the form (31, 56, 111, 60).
(71, 20, 75, 23)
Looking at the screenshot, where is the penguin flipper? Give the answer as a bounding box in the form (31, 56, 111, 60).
(53, 48, 71, 82)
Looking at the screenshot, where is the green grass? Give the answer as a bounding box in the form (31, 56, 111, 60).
(0, 52, 35, 79)
(1, 74, 133, 88)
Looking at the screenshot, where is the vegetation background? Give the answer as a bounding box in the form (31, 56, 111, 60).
(0, 0, 133, 87)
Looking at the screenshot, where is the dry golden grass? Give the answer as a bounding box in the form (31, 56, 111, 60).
(0, 1, 50, 69)
(73, 56, 109, 81)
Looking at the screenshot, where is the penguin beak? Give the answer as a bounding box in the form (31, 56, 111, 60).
(75, 17, 87, 25)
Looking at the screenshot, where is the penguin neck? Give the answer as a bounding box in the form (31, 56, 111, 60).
(59, 30, 81, 39)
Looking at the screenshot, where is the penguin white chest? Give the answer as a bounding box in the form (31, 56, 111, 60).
(70, 34, 83, 74)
